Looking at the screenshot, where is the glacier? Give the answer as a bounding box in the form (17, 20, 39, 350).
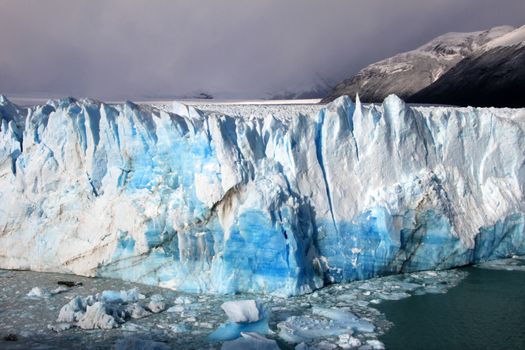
(0, 94, 523, 296)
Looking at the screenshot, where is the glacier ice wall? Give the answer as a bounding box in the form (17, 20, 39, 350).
(0, 94, 523, 296)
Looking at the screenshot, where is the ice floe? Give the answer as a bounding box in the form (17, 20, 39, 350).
(2, 268, 469, 349)
(475, 255, 525, 271)
(221, 332, 280, 350)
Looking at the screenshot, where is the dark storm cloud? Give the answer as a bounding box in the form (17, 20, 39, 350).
(0, 0, 524, 99)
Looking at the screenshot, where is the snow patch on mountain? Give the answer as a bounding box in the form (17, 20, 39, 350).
(484, 25, 525, 49)
(323, 25, 516, 102)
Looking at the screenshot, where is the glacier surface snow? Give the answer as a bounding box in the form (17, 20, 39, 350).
(0, 94, 523, 296)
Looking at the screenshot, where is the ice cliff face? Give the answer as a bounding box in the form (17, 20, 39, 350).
(0, 95, 523, 296)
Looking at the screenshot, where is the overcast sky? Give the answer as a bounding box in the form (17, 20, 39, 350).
(0, 0, 523, 100)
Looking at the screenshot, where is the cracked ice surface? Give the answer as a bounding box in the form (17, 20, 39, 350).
(0, 95, 524, 295)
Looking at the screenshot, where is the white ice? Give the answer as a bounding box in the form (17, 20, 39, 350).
(0, 94, 523, 296)
(221, 332, 281, 350)
(221, 300, 264, 323)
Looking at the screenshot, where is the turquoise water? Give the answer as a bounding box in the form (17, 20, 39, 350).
(378, 267, 525, 350)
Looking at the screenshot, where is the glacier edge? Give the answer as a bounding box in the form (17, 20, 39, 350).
(0, 95, 523, 296)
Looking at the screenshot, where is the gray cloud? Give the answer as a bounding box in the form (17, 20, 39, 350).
(0, 0, 524, 99)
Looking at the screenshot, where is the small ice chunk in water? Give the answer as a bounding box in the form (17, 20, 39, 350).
(77, 301, 118, 329)
(221, 300, 264, 323)
(476, 258, 525, 271)
(170, 324, 189, 333)
(312, 307, 357, 321)
(209, 316, 271, 341)
(27, 287, 52, 298)
(121, 322, 148, 332)
(394, 282, 421, 292)
(27, 286, 70, 298)
(221, 332, 281, 350)
(375, 292, 410, 301)
(48, 323, 72, 332)
(366, 339, 385, 349)
(57, 296, 85, 323)
(77, 302, 118, 329)
(312, 307, 375, 333)
(209, 301, 270, 341)
(100, 288, 143, 303)
(147, 294, 166, 313)
(125, 303, 151, 319)
(174, 295, 195, 304)
(114, 336, 171, 350)
(338, 334, 362, 349)
(317, 340, 338, 349)
(278, 315, 330, 343)
(167, 305, 184, 313)
(423, 286, 447, 294)
(278, 307, 374, 343)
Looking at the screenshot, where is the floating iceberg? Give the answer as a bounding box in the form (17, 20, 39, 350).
(221, 300, 265, 323)
(0, 94, 523, 296)
(209, 299, 270, 341)
(53, 288, 155, 330)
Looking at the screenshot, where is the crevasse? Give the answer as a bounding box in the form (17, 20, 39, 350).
(0, 95, 523, 296)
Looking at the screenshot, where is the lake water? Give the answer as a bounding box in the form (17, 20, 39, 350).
(1, 262, 523, 349)
(378, 266, 525, 350)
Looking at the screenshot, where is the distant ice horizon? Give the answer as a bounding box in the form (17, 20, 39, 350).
(2, 93, 323, 107)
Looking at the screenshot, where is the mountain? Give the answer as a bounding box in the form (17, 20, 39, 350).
(322, 26, 515, 103)
(268, 79, 333, 100)
(408, 25, 525, 107)
(0, 95, 523, 296)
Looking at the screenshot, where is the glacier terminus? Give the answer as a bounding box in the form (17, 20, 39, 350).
(0, 94, 523, 296)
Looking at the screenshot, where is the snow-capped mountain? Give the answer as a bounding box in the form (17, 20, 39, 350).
(408, 25, 525, 107)
(0, 95, 523, 296)
(267, 79, 332, 100)
(322, 26, 515, 103)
